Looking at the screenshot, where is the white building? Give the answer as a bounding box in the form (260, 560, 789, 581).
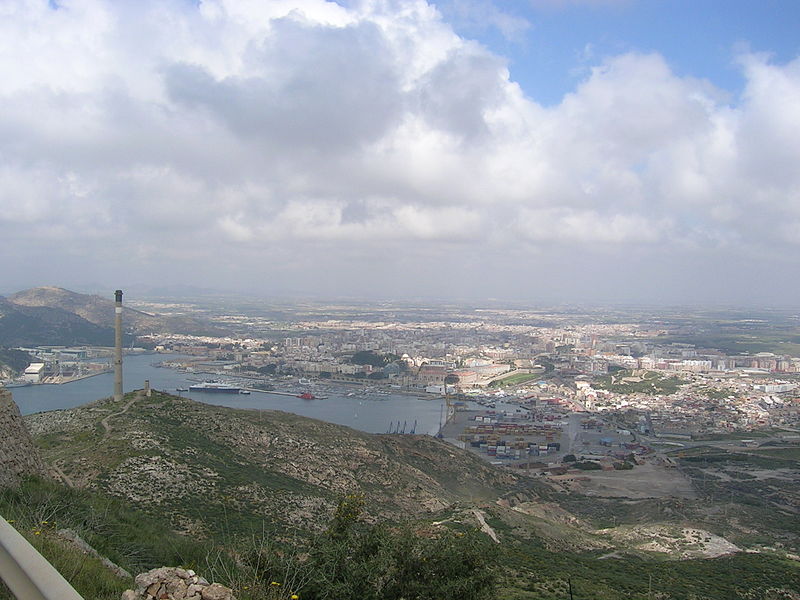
(23, 363, 45, 383)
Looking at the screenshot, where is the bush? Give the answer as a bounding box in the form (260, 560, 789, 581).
(244, 495, 497, 600)
(574, 461, 602, 471)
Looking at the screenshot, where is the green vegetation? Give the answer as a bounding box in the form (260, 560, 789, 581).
(752, 446, 800, 460)
(655, 334, 800, 357)
(0, 477, 216, 600)
(243, 495, 497, 600)
(502, 548, 800, 600)
(0, 347, 34, 373)
(593, 370, 687, 395)
(488, 371, 540, 388)
(574, 461, 603, 470)
(0, 482, 498, 600)
(5, 479, 798, 600)
(697, 387, 735, 400)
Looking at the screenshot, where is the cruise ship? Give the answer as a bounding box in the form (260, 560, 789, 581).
(188, 381, 241, 394)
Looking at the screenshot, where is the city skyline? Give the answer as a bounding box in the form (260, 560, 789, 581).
(1, 1, 799, 305)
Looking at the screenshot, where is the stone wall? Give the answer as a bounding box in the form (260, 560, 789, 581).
(0, 389, 45, 488)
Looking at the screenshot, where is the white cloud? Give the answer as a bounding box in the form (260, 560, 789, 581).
(0, 0, 799, 301)
(435, 0, 532, 44)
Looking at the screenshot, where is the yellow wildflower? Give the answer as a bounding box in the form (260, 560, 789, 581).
(271, 581, 281, 586)
(291, 595, 300, 599)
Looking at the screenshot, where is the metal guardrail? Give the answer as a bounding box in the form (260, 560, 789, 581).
(0, 514, 83, 600)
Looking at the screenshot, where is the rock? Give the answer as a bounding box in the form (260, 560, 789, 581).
(201, 583, 234, 600)
(123, 567, 235, 600)
(136, 567, 175, 590)
(166, 578, 188, 599)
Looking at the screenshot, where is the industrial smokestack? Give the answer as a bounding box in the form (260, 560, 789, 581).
(114, 289, 123, 402)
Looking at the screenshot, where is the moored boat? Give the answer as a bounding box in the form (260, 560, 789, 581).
(189, 381, 241, 394)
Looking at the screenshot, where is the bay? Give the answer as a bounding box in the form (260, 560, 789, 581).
(9, 354, 445, 435)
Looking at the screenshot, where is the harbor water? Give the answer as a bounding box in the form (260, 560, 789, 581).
(8, 354, 445, 435)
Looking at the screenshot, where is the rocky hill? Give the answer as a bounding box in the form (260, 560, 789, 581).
(0, 296, 117, 346)
(25, 391, 520, 535)
(0, 389, 45, 487)
(8, 287, 220, 336)
(14, 391, 800, 599)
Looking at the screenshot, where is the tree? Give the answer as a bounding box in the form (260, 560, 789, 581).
(350, 351, 386, 368)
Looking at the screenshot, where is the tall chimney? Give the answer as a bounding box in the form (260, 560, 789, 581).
(114, 289, 123, 402)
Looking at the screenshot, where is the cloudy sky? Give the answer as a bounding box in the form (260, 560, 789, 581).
(2, 0, 799, 305)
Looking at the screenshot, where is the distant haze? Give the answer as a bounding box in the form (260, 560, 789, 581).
(1, 1, 799, 305)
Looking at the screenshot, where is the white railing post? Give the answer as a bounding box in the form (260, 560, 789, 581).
(0, 515, 84, 600)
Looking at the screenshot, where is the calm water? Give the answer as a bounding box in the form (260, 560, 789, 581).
(9, 354, 445, 435)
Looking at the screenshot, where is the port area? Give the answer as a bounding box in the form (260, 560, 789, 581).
(440, 398, 645, 464)
(440, 400, 697, 499)
(40, 367, 112, 385)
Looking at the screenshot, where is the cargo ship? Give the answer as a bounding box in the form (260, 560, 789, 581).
(189, 381, 241, 394)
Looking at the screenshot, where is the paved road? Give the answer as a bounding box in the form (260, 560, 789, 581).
(565, 413, 582, 456)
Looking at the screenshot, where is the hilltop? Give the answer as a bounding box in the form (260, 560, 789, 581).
(6, 286, 221, 340)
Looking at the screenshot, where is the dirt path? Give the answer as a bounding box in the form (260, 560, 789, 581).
(51, 460, 75, 488)
(101, 392, 141, 440)
(471, 509, 500, 543)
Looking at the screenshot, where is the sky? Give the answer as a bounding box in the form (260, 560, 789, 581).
(1, 0, 800, 305)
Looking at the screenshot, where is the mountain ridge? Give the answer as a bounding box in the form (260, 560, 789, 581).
(6, 286, 222, 340)
(0, 296, 117, 347)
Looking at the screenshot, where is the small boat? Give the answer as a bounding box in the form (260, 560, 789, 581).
(298, 392, 316, 400)
(239, 390, 251, 395)
(176, 387, 189, 392)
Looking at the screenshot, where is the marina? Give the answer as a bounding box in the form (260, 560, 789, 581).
(6, 353, 445, 435)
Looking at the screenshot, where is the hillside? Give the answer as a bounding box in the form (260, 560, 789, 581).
(24, 391, 520, 535)
(0, 347, 34, 378)
(17, 392, 800, 599)
(8, 287, 220, 336)
(0, 296, 117, 346)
